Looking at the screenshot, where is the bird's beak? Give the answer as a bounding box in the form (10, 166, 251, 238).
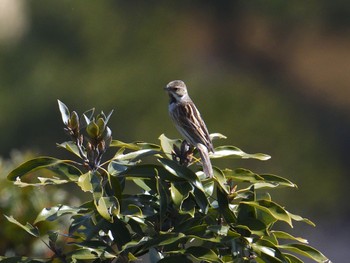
(163, 86, 169, 91)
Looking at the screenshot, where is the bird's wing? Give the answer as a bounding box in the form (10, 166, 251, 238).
(173, 102, 214, 152)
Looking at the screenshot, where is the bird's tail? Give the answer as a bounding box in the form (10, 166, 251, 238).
(197, 144, 213, 178)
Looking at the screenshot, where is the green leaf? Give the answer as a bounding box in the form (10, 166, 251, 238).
(241, 200, 293, 227)
(7, 157, 82, 183)
(278, 243, 331, 262)
(158, 158, 203, 190)
(259, 174, 297, 188)
(210, 133, 227, 140)
(224, 168, 264, 183)
(159, 134, 181, 159)
(4, 215, 40, 237)
(57, 141, 81, 158)
(57, 99, 70, 125)
(86, 121, 99, 138)
(113, 148, 161, 162)
(213, 167, 229, 194)
(283, 253, 304, 263)
(287, 211, 315, 227)
(170, 182, 192, 208)
(211, 145, 271, 160)
(271, 230, 308, 244)
(95, 196, 120, 222)
(185, 246, 220, 262)
(110, 140, 160, 150)
(34, 204, 84, 224)
(77, 172, 93, 192)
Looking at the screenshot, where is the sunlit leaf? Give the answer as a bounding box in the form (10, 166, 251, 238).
(224, 168, 264, 183)
(271, 230, 308, 244)
(170, 182, 192, 208)
(278, 243, 331, 262)
(34, 205, 84, 224)
(110, 140, 160, 150)
(185, 246, 220, 262)
(57, 99, 70, 125)
(211, 145, 270, 160)
(4, 215, 40, 237)
(209, 133, 227, 140)
(287, 212, 315, 227)
(158, 158, 203, 190)
(7, 157, 82, 183)
(57, 141, 82, 158)
(77, 172, 93, 192)
(241, 200, 293, 227)
(159, 134, 181, 159)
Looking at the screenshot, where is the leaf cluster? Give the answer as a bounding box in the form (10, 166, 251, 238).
(3, 101, 331, 263)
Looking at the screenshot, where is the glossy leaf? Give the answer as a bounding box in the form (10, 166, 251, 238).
(158, 158, 203, 190)
(34, 204, 83, 224)
(7, 157, 82, 182)
(185, 246, 220, 262)
(57, 99, 70, 125)
(211, 145, 271, 160)
(210, 133, 227, 140)
(241, 200, 293, 227)
(287, 212, 315, 227)
(57, 141, 81, 158)
(278, 243, 330, 262)
(110, 139, 160, 150)
(77, 172, 93, 192)
(224, 168, 264, 183)
(159, 134, 181, 159)
(271, 230, 308, 244)
(4, 215, 40, 237)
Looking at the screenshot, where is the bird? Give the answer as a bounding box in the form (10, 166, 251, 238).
(164, 80, 214, 178)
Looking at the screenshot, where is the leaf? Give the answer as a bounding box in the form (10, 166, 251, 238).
(57, 99, 70, 125)
(211, 145, 271, 160)
(113, 149, 161, 162)
(287, 211, 315, 227)
(34, 205, 84, 224)
(241, 200, 293, 227)
(158, 158, 203, 190)
(4, 215, 40, 237)
(86, 121, 99, 138)
(159, 133, 182, 159)
(57, 141, 81, 158)
(283, 253, 304, 263)
(224, 168, 264, 183)
(271, 230, 308, 244)
(69, 248, 115, 260)
(95, 196, 120, 222)
(7, 157, 82, 183)
(77, 172, 93, 192)
(170, 182, 192, 208)
(185, 246, 220, 262)
(278, 243, 331, 262)
(259, 174, 297, 188)
(110, 140, 160, 150)
(209, 133, 227, 140)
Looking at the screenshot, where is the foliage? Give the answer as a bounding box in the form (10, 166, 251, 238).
(3, 101, 331, 263)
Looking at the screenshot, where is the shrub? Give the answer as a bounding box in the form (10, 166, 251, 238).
(2, 100, 331, 263)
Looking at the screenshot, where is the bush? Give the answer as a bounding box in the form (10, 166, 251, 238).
(2, 100, 331, 263)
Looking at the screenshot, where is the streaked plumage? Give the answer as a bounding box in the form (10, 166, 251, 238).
(165, 80, 214, 178)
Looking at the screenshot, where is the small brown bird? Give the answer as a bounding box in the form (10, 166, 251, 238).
(164, 80, 214, 178)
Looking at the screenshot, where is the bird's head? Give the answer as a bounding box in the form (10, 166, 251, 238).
(164, 80, 189, 102)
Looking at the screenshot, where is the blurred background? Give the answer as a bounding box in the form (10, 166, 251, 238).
(0, 0, 349, 261)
